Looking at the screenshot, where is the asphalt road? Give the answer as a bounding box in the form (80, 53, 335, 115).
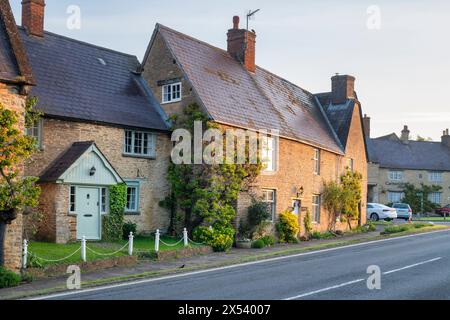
(36, 229, 450, 300)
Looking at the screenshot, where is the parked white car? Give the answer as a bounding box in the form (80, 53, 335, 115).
(367, 203, 397, 221)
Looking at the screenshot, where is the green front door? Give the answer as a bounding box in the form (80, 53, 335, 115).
(76, 187, 101, 240)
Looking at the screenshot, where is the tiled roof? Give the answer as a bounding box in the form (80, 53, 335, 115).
(155, 24, 344, 154)
(19, 28, 168, 131)
(369, 134, 450, 171)
(40, 141, 93, 182)
(317, 92, 355, 148)
(0, 1, 33, 84)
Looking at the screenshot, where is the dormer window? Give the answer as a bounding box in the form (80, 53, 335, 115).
(162, 82, 182, 103)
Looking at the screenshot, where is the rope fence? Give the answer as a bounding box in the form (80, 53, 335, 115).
(22, 228, 208, 269)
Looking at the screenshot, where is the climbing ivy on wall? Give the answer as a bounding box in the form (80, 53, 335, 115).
(102, 183, 127, 241)
(160, 103, 262, 251)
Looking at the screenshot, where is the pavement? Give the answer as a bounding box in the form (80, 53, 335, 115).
(27, 226, 450, 300)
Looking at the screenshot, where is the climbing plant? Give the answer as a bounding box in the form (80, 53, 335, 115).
(400, 183, 442, 214)
(102, 183, 127, 241)
(0, 98, 41, 266)
(160, 103, 262, 251)
(322, 180, 343, 231)
(340, 170, 363, 230)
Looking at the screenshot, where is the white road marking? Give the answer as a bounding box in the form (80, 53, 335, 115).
(383, 257, 442, 275)
(284, 257, 442, 300)
(30, 228, 450, 300)
(285, 279, 366, 300)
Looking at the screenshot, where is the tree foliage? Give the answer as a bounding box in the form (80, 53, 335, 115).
(0, 99, 41, 222)
(400, 183, 442, 214)
(321, 170, 363, 231)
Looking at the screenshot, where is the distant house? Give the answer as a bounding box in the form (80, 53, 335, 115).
(18, 0, 172, 243)
(365, 116, 450, 208)
(141, 17, 368, 233)
(0, 0, 34, 270)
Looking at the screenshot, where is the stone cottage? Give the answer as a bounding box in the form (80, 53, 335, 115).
(0, 0, 34, 270)
(18, 0, 172, 243)
(365, 118, 450, 208)
(141, 17, 368, 234)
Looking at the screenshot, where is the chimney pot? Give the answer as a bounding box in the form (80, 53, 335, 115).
(233, 16, 240, 29)
(442, 129, 450, 148)
(227, 16, 256, 73)
(363, 114, 371, 137)
(401, 125, 410, 143)
(331, 75, 356, 104)
(22, 0, 46, 37)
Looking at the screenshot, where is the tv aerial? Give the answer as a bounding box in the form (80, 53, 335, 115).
(246, 9, 260, 30)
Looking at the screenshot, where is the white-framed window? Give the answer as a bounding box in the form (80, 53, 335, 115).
(312, 195, 321, 223)
(428, 192, 442, 205)
(100, 187, 108, 213)
(428, 172, 443, 183)
(388, 170, 404, 182)
(262, 189, 276, 222)
(124, 130, 156, 157)
(69, 186, 76, 213)
(162, 82, 182, 103)
(125, 181, 140, 214)
(313, 149, 321, 175)
(26, 119, 43, 148)
(261, 136, 277, 172)
(388, 191, 404, 203)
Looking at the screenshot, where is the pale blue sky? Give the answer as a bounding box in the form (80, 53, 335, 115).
(10, 0, 450, 140)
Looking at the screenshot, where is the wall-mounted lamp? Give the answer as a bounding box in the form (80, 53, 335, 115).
(89, 166, 96, 176)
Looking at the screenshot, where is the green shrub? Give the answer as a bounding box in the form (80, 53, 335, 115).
(366, 222, 377, 232)
(193, 222, 235, 252)
(303, 209, 313, 238)
(248, 201, 271, 228)
(0, 267, 21, 289)
(239, 201, 272, 240)
(252, 239, 265, 249)
(260, 235, 275, 247)
(276, 210, 300, 243)
(383, 222, 431, 235)
(310, 231, 335, 240)
(122, 221, 137, 240)
(103, 184, 127, 241)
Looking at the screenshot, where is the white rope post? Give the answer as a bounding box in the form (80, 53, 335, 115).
(183, 228, 188, 247)
(22, 239, 28, 269)
(81, 236, 87, 262)
(128, 232, 134, 256)
(155, 229, 160, 253)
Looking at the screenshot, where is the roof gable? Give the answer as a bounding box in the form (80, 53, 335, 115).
(150, 24, 344, 154)
(40, 141, 123, 184)
(0, 1, 33, 85)
(19, 28, 168, 131)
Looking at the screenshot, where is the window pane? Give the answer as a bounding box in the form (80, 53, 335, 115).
(134, 132, 142, 154)
(70, 186, 76, 212)
(125, 131, 132, 153)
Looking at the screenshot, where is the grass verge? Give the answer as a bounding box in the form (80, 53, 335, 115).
(28, 236, 201, 267)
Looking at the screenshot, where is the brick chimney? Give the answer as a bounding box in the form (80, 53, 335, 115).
(22, 0, 45, 37)
(227, 16, 256, 73)
(331, 74, 356, 104)
(441, 129, 450, 148)
(401, 125, 410, 144)
(363, 114, 371, 137)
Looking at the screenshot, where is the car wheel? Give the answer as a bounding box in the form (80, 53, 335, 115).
(370, 213, 379, 221)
